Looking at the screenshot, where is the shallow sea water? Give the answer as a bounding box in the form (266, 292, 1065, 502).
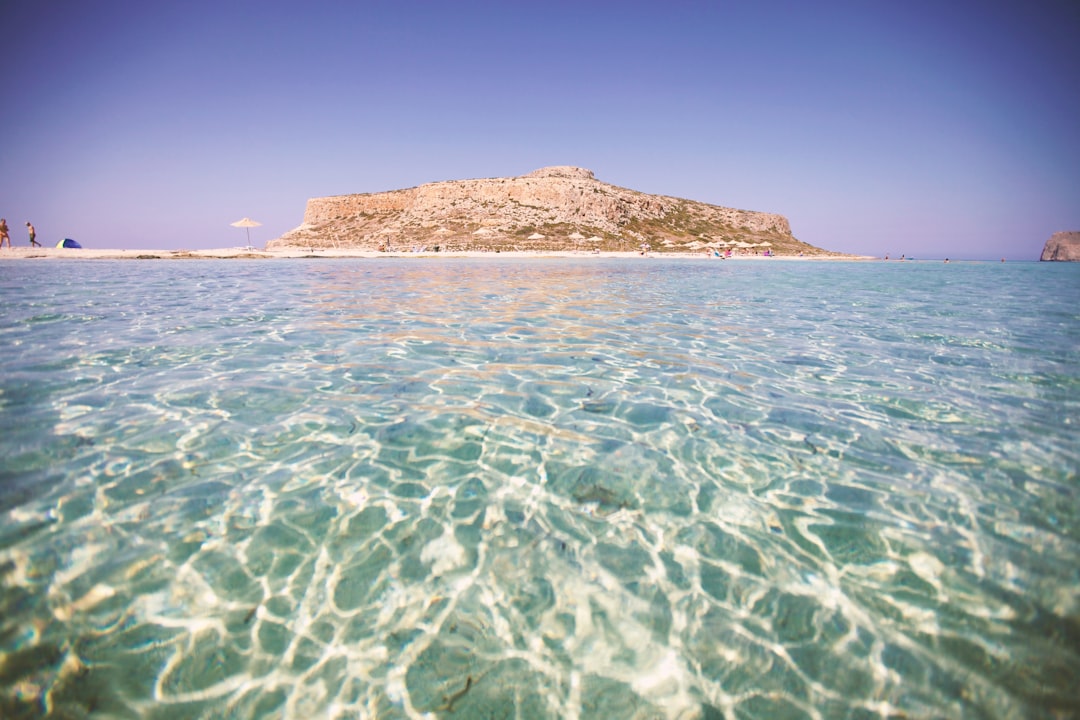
(1, 257, 1078, 719)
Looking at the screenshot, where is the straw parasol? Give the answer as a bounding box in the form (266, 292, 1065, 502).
(230, 217, 262, 249)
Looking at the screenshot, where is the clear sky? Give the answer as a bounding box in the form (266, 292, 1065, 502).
(2, 0, 1077, 259)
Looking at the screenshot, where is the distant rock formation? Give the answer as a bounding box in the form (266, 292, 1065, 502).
(268, 166, 837, 255)
(1040, 231, 1080, 261)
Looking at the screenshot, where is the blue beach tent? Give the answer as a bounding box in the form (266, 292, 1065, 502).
(56, 238, 82, 249)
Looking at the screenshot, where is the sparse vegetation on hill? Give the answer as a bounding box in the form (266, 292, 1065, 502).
(267, 166, 840, 256)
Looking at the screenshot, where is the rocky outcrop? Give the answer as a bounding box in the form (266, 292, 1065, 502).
(268, 166, 835, 255)
(1040, 231, 1080, 261)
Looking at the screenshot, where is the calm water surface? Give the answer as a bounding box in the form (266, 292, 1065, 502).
(1, 258, 1078, 719)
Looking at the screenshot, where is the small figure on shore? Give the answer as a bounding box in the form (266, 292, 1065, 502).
(26, 222, 39, 247)
(0, 218, 10, 248)
(944, 258, 949, 263)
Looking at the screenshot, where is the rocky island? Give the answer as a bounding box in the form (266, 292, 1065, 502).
(268, 166, 835, 255)
(1040, 231, 1080, 261)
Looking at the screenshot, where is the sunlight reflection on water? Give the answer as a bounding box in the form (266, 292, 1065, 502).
(1, 258, 1078, 718)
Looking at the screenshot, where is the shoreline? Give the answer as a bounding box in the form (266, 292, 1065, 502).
(0, 247, 873, 261)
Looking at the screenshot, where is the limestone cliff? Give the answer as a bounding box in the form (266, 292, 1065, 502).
(268, 166, 833, 255)
(1040, 231, 1080, 261)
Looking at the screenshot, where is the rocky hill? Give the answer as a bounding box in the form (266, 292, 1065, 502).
(268, 166, 834, 255)
(1040, 231, 1080, 261)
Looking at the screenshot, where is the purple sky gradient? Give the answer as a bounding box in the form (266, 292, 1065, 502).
(2, 0, 1077, 259)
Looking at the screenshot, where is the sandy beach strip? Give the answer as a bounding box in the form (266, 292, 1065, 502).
(0, 247, 870, 261)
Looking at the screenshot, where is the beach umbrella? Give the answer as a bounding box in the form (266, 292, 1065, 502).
(230, 217, 262, 249)
(56, 238, 82, 249)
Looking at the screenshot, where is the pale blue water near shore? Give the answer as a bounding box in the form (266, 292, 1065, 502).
(1, 257, 1078, 719)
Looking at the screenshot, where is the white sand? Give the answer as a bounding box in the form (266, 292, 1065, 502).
(0, 246, 868, 261)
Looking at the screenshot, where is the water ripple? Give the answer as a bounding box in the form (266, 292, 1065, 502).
(1, 258, 1078, 718)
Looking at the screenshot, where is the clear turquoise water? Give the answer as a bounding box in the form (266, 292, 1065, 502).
(1, 258, 1078, 719)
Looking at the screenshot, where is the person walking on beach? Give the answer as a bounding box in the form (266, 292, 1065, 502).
(0, 218, 10, 248)
(26, 222, 39, 247)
